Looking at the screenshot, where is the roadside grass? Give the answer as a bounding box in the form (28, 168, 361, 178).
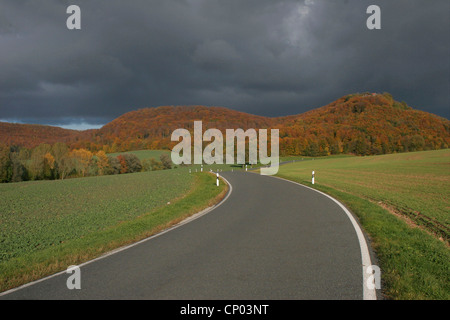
(0, 171, 227, 293)
(275, 149, 450, 300)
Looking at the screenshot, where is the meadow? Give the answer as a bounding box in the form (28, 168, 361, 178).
(0, 169, 227, 292)
(275, 149, 450, 299)
(277, 149, 449, 235)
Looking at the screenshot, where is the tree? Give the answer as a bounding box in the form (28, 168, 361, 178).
(352, 138, 369, 155)
(96, 150, 109, 175)
(117, 155, 128, 174)
(410, 135, 425, 151)
(70, 148, 93, 177)
(306, 141, 320, 157)
(43, 152, 55, 179)
(105, 156, 121, 175)
(51, 142, 69, 179)
(123, 154, 142, 173)
(58, 156, 74, 180)
(150, 158, 164, 171)
(10, 152, 28, 182)
(0, 145, 12, 182)
(28, 144, 52, 180)
(160, 154, 172, 169)
(141, 159, 152, 172)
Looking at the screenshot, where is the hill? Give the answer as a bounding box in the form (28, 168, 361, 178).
(0, 122, 79, 149)
(90, 105, 275, 152)
(278, 93, 450, 155)
(1, 92, 449, 156)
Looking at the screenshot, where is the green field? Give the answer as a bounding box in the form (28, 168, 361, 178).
(275, 149, 450, 299)
(278, 149, 449, 233)
(0, 170, 227, 292)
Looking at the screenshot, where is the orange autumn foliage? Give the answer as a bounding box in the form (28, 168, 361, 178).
(1, 93, 449, 156)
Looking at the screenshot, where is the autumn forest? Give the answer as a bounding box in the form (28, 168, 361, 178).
(1, 92, 449, 183)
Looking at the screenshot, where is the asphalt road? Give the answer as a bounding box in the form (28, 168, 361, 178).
(1, 171, 374, 300)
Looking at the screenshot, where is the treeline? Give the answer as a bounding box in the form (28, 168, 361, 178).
(279, 132, 441, 157)
(0, 143, 173, 183)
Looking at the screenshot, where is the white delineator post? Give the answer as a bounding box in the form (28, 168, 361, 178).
(216, 173, 219, 186)
(201, 165, 203, 172)
(312, 170, 315, 185)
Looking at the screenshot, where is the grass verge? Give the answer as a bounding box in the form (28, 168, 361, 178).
(314, 184, 448, 300)
(0, 172, 227, 293)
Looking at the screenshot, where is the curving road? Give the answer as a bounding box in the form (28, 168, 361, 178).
(0, 171, 376, 300)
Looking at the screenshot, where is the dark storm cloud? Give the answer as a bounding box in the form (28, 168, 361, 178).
(0, 0, 449, 128)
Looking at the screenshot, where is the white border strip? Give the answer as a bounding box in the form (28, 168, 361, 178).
(0, 175, 233, 297)
(267, 175, 377, 300)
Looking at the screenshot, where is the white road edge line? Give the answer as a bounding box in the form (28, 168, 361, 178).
(266, 174, 377, 300)
(0, 175, 233, 297)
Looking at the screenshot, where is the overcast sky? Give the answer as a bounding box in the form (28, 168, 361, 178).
(0, 0, 449, 129)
